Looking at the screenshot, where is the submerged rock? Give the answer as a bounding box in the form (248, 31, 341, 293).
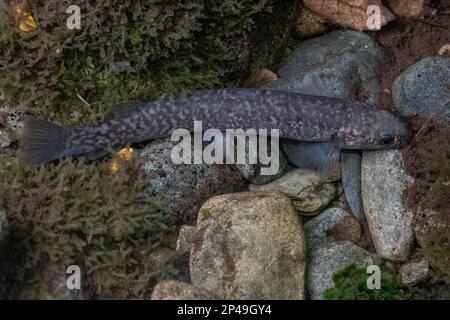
(140, 139, 246, 223)
(341, 152, 365, 222)
(306, 241, 381, 300)
(399, 258, 430, 287)
(304, 207, 360, 250)
(294, 5, 329, 39)
(392, 56, 450, 127)
(190, 191, 306, 299)
(151, 280, 217, 300)
(249, 168, 336, 214)
(303, 0, 395, 32)
(362, 150, 415, 261)
(264, 30, 384, 105)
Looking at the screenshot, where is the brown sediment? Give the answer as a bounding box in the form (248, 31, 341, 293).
(367, 0, 450, 111)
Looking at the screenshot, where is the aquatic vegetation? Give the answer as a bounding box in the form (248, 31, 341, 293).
(0, 0, 297, 124)
(323, 264, 407, 300)
(0, 154, 176, 299)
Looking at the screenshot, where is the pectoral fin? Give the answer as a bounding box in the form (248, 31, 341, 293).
(281, 140, 341, 180)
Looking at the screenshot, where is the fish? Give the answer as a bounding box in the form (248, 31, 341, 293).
(19, 88, 412, 177)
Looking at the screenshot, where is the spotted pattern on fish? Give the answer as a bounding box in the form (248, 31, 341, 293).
(19, 88, 411, 166)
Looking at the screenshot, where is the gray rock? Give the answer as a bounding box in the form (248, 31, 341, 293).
(176, 225, 196, 254)
(392, 56, 450, 126)
(249, 168, 336, 214)
(190, 191, 307, 299)
(234, 137, 289, 185)
(361, 150, 415, 261)
(341, 151, 364, 221)
(399, 258, 430, 287)
(263, 30, 384, 104)
(140, 139, 246, 222)
(306, 241, 381, 300)
(304, 207, 358, 249)
(151, 280, 217, 300)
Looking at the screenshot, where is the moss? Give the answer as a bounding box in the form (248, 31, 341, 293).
(323, 264, 407, 300)
(201, 207, 210, 219)
(0, 153, 176, 299)
(0, 0, 297, 124)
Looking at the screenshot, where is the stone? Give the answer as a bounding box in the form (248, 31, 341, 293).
(263, 30, 384, 105)
(176, 225, 196, 254)
(249, 168, 336, 214)
(151, 280, 216, 300)
(303, 0, 395, 32)
(304, 207, 360, 249)
(399, 258, 430, 287)
(392, 56, 450, 127)
(362, 150, 415, 261)
(140, 139, 246, 222)
(190, 191, 306, 299)
(306, 241, 381, 300)
(294, 5, 329, 39)
(341, 151, 365, 221)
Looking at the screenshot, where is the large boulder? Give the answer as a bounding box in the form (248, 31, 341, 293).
(190, 191, 306, 299)
(392, 56, 450, 127)
(361, 150, 415, 261)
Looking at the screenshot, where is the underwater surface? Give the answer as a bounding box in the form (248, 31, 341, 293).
(0, 0, 449, 300)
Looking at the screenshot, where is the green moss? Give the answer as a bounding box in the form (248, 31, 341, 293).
(323, 264, 407, 300)
(201, 207, 210, 219)
(0, 153, 175, 299)
(0, 0, 296, 124)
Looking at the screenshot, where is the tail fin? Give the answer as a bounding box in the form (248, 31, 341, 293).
(19, 118, 72, 166)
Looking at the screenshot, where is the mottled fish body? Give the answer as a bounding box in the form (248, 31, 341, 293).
(20, 88, 411, 176)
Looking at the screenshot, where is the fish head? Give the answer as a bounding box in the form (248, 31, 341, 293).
(337, 109, 412, 150)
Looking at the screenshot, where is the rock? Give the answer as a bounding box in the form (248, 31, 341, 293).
(151, 280, 217, 300)
(392, 56, 450, 127)
(244, 68, 278, 88)
(292, 183, 336, 214)
(413, 207, 450, 277)
(303, 0, 395, 32)
(439, 44, 450, 57)
(234, 144, 289, 185)
(263, 30, 384, 105)
(140, 139, 246, 223)
(385, 0, 424, 18)
(399, 258, 430, 287)
(249, 169, 336, 215)
(294, 5, 329, 39)
(176, 225, 196, 254)
(341, 151, 365, 221)
(306, 241, 381, 300)
(190, 191, 307, 299)
(362, 150, 415, 261)
(326, 216, 362, 244)
(304, 207, 360, 249)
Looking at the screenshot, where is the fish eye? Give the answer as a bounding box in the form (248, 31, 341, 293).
(380, 135, 395, 146)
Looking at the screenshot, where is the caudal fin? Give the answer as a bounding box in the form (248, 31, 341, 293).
(19, 118, 72, 166)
